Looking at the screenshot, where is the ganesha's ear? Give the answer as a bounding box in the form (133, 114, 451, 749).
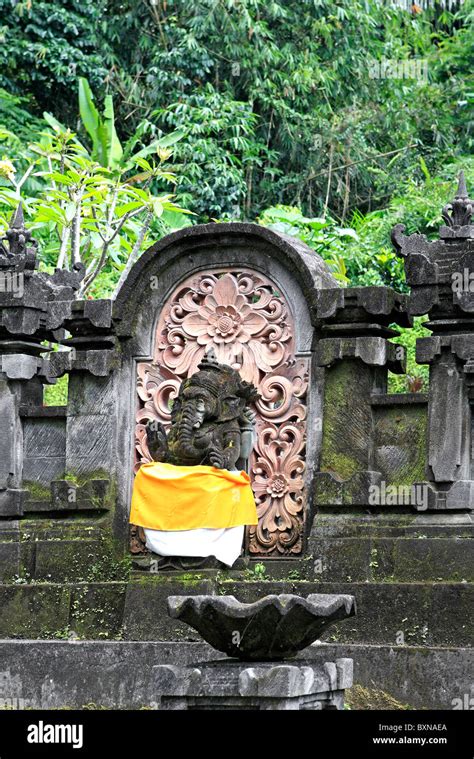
(217, 395, 245, 422)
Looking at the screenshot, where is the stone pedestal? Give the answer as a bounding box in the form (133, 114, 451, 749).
(154, 657, 353, 710)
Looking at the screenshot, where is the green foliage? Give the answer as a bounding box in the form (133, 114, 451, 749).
(245, 562, 268, 581)
(77, 77, 123, 170)
(343, 157, 474, 291)
(2, 0, 472, 224)
(257, 205, 358, 284)
(100, 0, 473, 220)
(0, 107, 192, 297)
(0, 88, 43, 147)
(43, 375, 68, 406)
(389, 317, 431, 394)
(156, 86, 274, 219)
(0, 0, 110, 121)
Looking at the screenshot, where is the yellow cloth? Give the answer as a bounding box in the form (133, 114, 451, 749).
(130, 462, 258, 531)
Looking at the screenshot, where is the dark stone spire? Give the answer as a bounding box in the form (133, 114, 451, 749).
(0, 202, 38, 267)
(440, 170, 473, 237)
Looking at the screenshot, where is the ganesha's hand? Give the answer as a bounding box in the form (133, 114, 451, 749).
(209, 450, 225, 469)
(242, 406, 257, 426)
(146, 420, 169, 462)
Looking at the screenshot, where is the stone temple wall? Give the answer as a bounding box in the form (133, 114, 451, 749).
(0, 177, 472, 709)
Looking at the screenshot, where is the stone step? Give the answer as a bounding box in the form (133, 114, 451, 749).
(312, 511, 474, 539)
(121, 574, 473, 647)
(0, 582, 126, 639)
(0, 516, 112, 582)
(1, 574, 471, 647)
(309, 642, 473, 711)
(0, 639, 469, 710)
(306, 536, 473, 582)
(307, 580, 472, 647)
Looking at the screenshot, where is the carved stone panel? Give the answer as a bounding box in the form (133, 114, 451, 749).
(135, 270, 309, 556)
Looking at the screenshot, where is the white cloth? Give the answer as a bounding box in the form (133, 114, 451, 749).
(144, 525, 245, 567)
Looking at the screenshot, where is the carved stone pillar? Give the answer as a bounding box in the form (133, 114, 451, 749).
(0, 206, 81, 517)
(48, 299, 119, 513)
(313, 286, 409, 506)
(392, 171, 474, 510)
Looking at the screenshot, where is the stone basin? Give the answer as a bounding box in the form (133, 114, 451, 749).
(167, 593, 356, 661)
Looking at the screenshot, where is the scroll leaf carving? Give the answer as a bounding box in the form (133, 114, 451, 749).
(135, 270, 309, 555)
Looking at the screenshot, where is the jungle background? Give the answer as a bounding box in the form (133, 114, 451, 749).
(0, 0, 472, 399)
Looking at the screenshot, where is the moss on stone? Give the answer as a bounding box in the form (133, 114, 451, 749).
(346, 685, 412, 710)
(374, 405, 428, 486)
(319, 361, 370, 480)
(23, 482, 51, 501)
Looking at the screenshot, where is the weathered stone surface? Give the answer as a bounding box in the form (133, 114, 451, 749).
(34, 539, 102, 581)
(69, 583, 126, 638)
(315, 642, 474, 711)
(49, 479, 111, 512)
(155, 658, 352, 709)
(0, 541, 20, 581)
(315, 286, 410, 325)
(121, 574, 217, 641)
(0, 489, 24, 517)
(0, 379, 18, 491)
(308, 581, 472, 647)
(0, 639, 468, 710)
(316, 336, 405, 373)
(0, 354, 40, 380)
(428, 352, 467, 482)
(318, 361, 376, 481)
(0, 584, 71, 638)
(373, 397, 427, 487)
(307, 536, 473, 582)
(167, 593, 356, 660)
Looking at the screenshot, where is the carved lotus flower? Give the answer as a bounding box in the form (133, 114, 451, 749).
(168, 594, 356, 661)
(163, 272, 289, 385)
(183, 274, 267, 346)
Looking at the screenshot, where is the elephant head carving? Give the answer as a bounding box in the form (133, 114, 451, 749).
(146, 349, 260, 471)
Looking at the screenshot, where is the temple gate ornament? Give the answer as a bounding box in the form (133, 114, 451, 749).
(392, 171, 474, 509)
(135, 269, 310, 555)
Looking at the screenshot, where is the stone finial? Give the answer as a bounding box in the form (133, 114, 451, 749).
(441, 171, 473, 236)
(0, 203, 38, 269)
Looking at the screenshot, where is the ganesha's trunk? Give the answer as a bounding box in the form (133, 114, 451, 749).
(171, 403, 202, 461)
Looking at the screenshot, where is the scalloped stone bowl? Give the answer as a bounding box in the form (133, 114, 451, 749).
(167, 594, 356, 661)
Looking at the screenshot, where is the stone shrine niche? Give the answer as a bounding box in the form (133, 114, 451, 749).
(135, 269, 309, 556)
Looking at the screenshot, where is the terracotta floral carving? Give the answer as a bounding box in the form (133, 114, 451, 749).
(159, 272, 291, 386)
(135, 269, 309, 555)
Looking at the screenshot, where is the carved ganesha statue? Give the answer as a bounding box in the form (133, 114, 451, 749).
(146, 348, 260, 471)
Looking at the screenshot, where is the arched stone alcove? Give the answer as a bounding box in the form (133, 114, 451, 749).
(113, 223, 339, 556)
